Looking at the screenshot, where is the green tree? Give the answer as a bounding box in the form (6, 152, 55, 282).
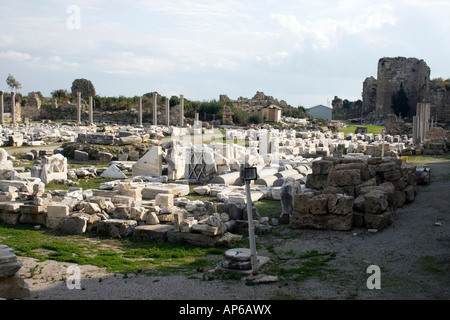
(169, 95, 180, 108)
(391, 84, 410, 117)
(284, 106, 310, 119)
(51, 89, 69, 101)
(6, 74, 22, 92)
(230, 105, 248, 125)
(248, 111, 263, 124)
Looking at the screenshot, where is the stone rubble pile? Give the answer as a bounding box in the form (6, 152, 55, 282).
(290, 155, 417, 231)
(0, 119, 436, 247)
(0, 122, 82, 147)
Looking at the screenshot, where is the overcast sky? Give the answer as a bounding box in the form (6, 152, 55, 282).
(1, 0, 449, 108)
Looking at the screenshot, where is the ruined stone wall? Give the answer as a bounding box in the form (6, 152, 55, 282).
(331, 96, 362, 120)
(376, 57, 430, 117)
(20, 93, 41, 120)
(362, 76, 377, 115)
(219, 91, 291, 117)
(155, 104, 183, 126)
(426, 87, 450, 125)
(291, 156, 417, 231)
(2, 96, 21, 121)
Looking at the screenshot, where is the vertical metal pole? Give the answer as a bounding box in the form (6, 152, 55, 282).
(246, 179, 258, 275)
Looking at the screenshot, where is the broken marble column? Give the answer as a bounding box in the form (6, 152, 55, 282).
(10, 91, 15, 124)
(180, 94, 184, 127)
(0, 90, 3, 124)
(89, 96, 94, 125)
(138, 96, 143, 127)
(76, 92, 81, 124)
(153, 93, 158, 126)
(413, 115, 418, 145)
(166, 98, 170, 127)
(415, 102, 431, 145)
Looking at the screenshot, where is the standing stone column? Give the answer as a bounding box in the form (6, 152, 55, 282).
(138, 96, 143, 127)
(0, 90, 4, 125)
(417, 103, 423, 144)
(415, 102, 431, 145)
(153, 93, 158, 126)
(412, 115, 418, 145)
(166, 98, 170, 127)
(180, 94, 184, 127)
(10, 91, 16, 124)
(424, 103, 430, 141)
(76, 92, 81, 124)
(89, 96, 94, 125)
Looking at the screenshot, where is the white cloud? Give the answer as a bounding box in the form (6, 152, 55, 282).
(0, 35, 15, 47)
(270, 3, 397, 50)
(0, 50, 34, 61)
(93, 52, 171, 75)
(47, 55, 80, 70)
(255, 51, 290, 66)
(0, 50, 79, 71)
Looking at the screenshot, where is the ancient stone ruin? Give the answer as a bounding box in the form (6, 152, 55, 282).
(0, 73, 448, 299)
(333, 56, 450, 130)
(292, 155, 416, 231)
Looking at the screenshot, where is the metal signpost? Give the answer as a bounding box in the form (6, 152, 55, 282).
(242, 165, 258, 275)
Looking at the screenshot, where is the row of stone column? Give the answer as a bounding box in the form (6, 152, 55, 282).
(0, 90, 17, 125)
(75, 92, 185, 127)
(145, 93, 184, 127)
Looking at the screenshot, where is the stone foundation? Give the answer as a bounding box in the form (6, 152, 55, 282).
(291, 156, 417, 231)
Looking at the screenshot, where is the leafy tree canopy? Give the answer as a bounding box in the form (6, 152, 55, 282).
(6, 74, 21, 92)
(391, 84, 410, 117)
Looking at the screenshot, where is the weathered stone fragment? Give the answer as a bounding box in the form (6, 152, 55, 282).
(60, 216, 88, 235)
(95, 219, 137, 238)
(365, 210, 393, 231)
(364, 189, 389, 214)
(328, 169, 361, 187)
(290, 212, 353, 231)
(133, 224, 174, 242)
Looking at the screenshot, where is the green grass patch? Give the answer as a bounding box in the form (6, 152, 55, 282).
(417, 256, 450, 285)
(407, 153, 450, 166)
(266, 250, 337, 282)
(0, 223, 225, 275)
(338, 124, 385, 135)
(254, 198, 281, 220)
(45, 176, 117, 191)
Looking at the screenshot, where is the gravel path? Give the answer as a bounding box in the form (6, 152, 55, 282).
(16, 160, 450, 300)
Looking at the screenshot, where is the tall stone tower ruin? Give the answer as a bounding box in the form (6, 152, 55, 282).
(362, 76, 377, 116)
(375, 57, 430, 117)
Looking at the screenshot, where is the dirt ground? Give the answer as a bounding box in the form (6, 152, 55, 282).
(15, 160, 450, 301)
